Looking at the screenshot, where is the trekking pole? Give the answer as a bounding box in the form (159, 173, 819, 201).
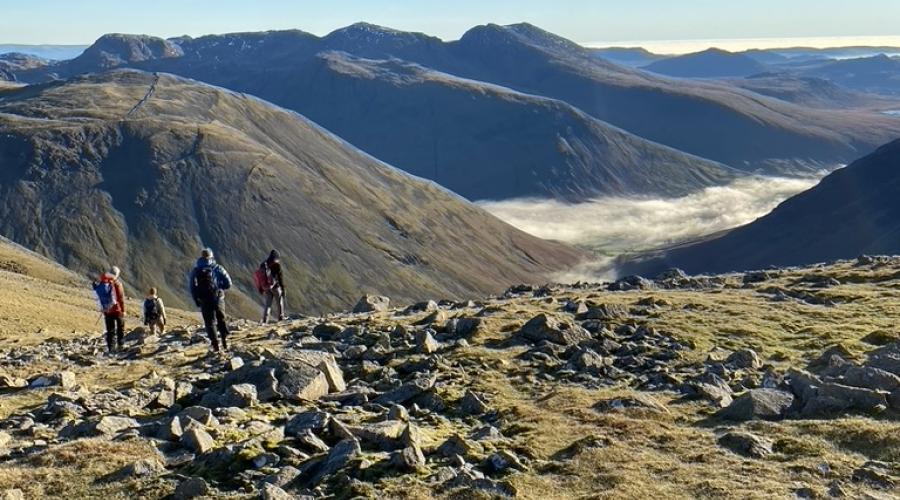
(94, 312, 103, 327)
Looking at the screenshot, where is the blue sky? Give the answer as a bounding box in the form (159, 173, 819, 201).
(2, 0, 899, 46)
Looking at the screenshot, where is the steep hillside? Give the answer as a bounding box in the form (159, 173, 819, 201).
(0, 259, 898, 498)
(623, 139, 900, 275)
(802, 54, 900, 96)
(643, 48, 768, 78)
(245, 51, 737, 200)
(448, 24, 900, 174)
(0, 71, 584, 316)
(0, 236, 194, 348)
(726, 74, 900, 109)
(590, 47, 664, 67)
(11, 25, 900, 178)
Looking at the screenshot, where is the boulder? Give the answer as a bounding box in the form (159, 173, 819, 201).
(460, 390, 490, 415)
(0, 374, 27, 390)
(415, 330, 440, 354)
(725, 349, 762, 370)
(350, 420, 407, 450)
(181, 427, 216, 454)
(580, 303, 628, 321)
(840, 365, 900, 392)
(391, 445, 426, 471)
(717, 431, 772, 458)
(173, 477, 210, 499)
(438, 434, 482, 459)
(260, 483, 294, 500)
(224, 358, 329, 403)
(115, 458, 166, 479)
(518, 314, 591, 345)
(317, 360, 346, 393)
(308, 438, 361, 486)
(220, 383, 258, 408)
(718, 389, 794, 421)
(682, 373, 733, 408)
(29, 371, 76, 390)
(0, 490, 24, 500)
(868, 342, 900, 376)
(92, 416, 139, 436)
(374, 374, 436, 405)
(285, 411, 331, 437)
(353, 295, 390, 313)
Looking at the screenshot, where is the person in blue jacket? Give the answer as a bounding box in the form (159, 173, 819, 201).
(189, 248, 233, 352)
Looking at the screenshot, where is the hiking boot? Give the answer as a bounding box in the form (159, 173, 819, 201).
(221, 339, 229, 351)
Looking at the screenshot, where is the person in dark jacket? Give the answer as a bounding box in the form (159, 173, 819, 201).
(259, 249, 286, 323)
(189, 248, 233, 352)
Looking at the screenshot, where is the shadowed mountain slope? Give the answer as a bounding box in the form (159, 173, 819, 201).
(10, 24, 900, 179)
(0, 71, 584, 316)
(241, 51, 737, 200)
(622, 139, 900, 275)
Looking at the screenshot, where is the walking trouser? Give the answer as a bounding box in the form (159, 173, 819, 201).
(104, 314, 124, 352)
(201, 302, 229, 350)
(262, 287, 285, 323)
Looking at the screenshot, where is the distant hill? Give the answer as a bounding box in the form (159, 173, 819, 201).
(643, 48, 768, 78)
(0, 71, 584, 315)
(9, 24, 900, 178)
(802, 54, 900, 96)
(623, 139, 900, 275)
(236, 51, 738, 200)
(0, 44, 87, 60)
(589, 47, 664, 67)
(726, 74, 900, 109)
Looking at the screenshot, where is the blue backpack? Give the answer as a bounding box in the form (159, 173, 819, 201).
(93, 280, 118, 313)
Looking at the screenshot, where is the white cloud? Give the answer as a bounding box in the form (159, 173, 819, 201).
(478, 176, 820, 255)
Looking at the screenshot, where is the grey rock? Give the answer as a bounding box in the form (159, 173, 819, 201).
(285, 411, 331, 436)
(157, 416, 184, 441)
(717, 431, 772, 458)
(29, 371, 76, 390)
(93, 416, 139, 436)
(224, 358, 329, 403)
(683, 373, 733, 407)
(350, 420, 407, 450)
(718, 389, 794, 421)
(309, 438, 361, 485)
(388, 404, 409, 421)
(115, 457, 166, 479)
(460, 390, 490, 415)
(317, 359, 346, 393)
(181, 427, 216, 454)
(295, 430, 330, 454)
(262, 465, 301, 488)
(374, 374, 436, 405)
(391, 445, 426, 471)
(486, 450, 526, 472)
(726, 349, 762, 370)
(519, 314, 592, 345)
(841, 365, 900, 392)
(438, 434, 482, 459)
(179, 406, 217, 426)
(220, 383, 258, 408)
(260, 483, 294, 500)
(173, 477, 210, 499)
(353, 295, 390, 313)
(415, 330, 440, 354)
(0, 374, 28, 389)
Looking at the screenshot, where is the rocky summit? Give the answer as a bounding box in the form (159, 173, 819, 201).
(1, 257, 899, 498)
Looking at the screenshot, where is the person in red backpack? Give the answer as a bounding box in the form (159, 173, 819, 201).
(257, 249, 286, 324)
(93, 266, 126, 353)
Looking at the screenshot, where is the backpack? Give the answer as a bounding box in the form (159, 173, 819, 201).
(144, 298, 161, 322)
(195, 265, 220, 302)
(253, 262, 275, 292)
(93, 279, 118, 313)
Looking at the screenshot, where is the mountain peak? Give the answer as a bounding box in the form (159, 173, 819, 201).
(78, 33, 182, 68)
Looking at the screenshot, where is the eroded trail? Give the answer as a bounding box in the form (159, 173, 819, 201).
(0, 258, 899, 498)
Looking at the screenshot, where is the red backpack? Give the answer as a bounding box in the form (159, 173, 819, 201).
(253, 262, 275, 293)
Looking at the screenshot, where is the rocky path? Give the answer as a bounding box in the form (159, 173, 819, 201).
(0, 258, 899, 498)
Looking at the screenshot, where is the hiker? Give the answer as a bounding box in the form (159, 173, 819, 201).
(93, 266, 126, 353)
(255, 249, 286, 323)
(189, 248, 233, 352)
(143, 287, 167, 336)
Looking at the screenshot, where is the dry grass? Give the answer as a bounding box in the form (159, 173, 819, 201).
(0, 259, 899, 498)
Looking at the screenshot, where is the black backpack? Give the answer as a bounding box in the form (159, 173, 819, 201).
(195, 266, 220, 302)
(144, 298, 161, 322)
